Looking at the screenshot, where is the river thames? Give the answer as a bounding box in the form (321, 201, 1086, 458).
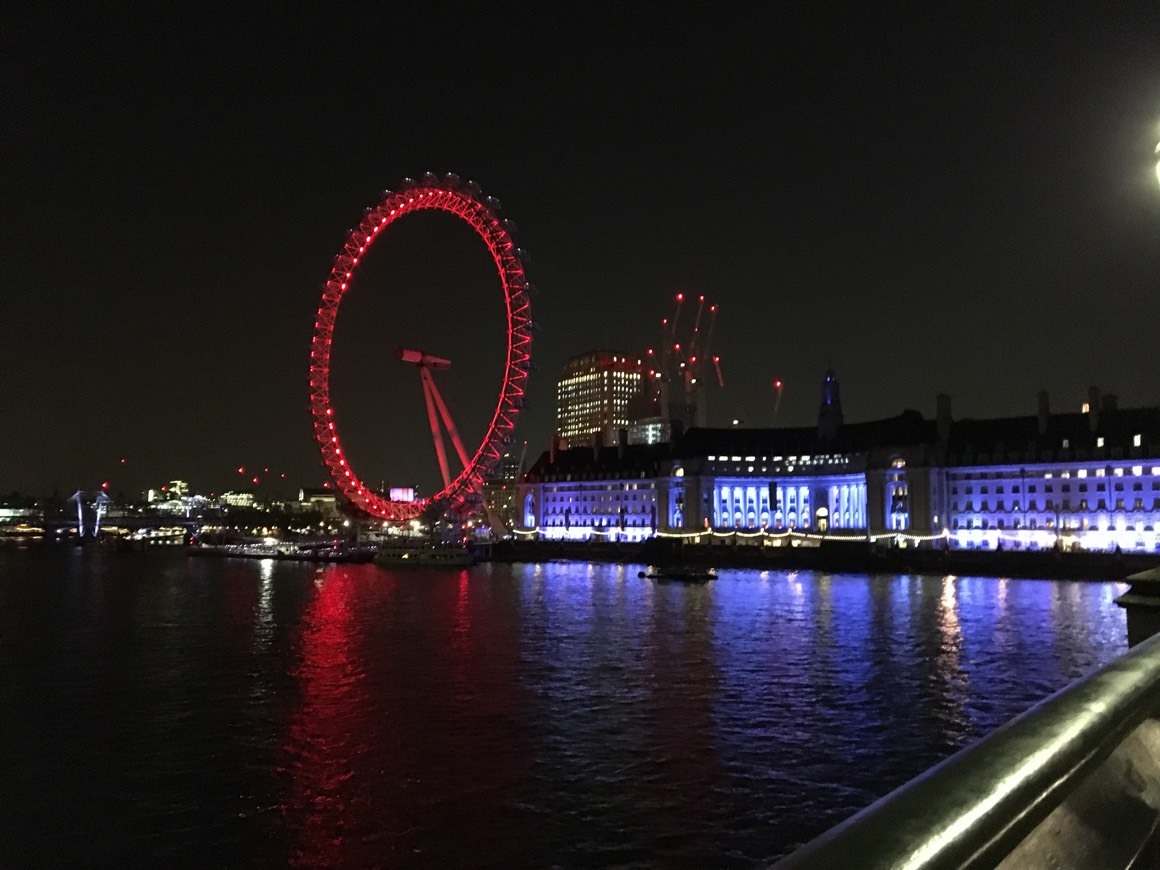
(0, 549, 1130, 866)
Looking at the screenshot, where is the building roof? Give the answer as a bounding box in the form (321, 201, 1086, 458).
(675, 410, 936, 459)
(524, 404, 1160, 479)
(942, 407, 1160, 465)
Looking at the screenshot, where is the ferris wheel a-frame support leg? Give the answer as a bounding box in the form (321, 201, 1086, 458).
(423, 368, 471, 471)
(405, 348, 472, 493)
(419, 368, 453, 489)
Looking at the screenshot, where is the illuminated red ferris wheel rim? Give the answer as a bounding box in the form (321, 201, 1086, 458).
(308, 174, 533, 521)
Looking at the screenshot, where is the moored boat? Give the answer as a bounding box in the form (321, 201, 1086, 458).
(374, 540, 475, 568)
(187, 541, 375, 563)
(638, 565, 717, 582)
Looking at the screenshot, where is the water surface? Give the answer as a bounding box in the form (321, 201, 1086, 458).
(0, 549, 1129, 865)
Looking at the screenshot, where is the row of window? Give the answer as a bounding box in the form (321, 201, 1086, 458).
(952, 518, 1158, 531)
(953, 482, 1155, 495)
(543, 493, 656, 504)
(950, 466, 1160, 481)
(954, 498, 1158, 512)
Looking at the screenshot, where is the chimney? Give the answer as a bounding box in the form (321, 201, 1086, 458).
(1037, 390, 1050, 436)
(936, 394, 952, 443)
(1088, 385, 1101, 433)
(592, 431, 603, 461)
(1101, 393, 1118, 413)
(549, 435, 559, 465)
(617, 427, 628, 460)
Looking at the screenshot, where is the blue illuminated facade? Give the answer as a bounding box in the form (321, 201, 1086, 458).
(517, 377, 1160, 553)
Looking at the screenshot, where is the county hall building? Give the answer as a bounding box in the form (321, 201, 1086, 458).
(518, 371, 1160, 553)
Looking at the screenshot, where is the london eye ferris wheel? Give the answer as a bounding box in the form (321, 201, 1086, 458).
(308, 173, 533, 522)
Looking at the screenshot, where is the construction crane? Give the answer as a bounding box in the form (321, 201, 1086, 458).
(653, 292, 722, 428)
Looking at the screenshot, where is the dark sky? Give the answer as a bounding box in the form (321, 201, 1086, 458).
(3, 3, 1160, 498)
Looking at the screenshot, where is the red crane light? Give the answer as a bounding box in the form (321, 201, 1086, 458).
(237, 466, 245, 474)
(101, 481, 109, 489)
(774, 379, 783, 389)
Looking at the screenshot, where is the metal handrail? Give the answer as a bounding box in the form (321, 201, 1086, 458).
(774, 631, 1160, 869)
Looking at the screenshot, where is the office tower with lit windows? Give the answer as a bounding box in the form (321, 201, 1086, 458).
(555, 350, 645, 449)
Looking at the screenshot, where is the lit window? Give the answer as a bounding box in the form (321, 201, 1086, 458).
(1097, 437, 1105, 448)
(1134, 434, 1143, 447)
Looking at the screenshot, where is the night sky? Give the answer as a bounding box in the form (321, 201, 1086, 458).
(3, 4, 1159, 499)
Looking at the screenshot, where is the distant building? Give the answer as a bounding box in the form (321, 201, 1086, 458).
(482, 443, 530, 533)
(519, 372, 1160, 553)
(555, 350, 646, 449)
(219, 491, 256, 509)
(297, 487, 338, 518)
(627, 415, 669, 446)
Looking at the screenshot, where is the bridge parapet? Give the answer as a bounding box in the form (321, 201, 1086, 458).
(775, 630, 1160, 869)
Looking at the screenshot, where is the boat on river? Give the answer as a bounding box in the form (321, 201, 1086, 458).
(374, 539, 475, 568)
(638, 565, 717, 583)
(187, 541, 375, 563)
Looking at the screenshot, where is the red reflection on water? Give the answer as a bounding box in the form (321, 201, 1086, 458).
(278, 566, 533, 866)
(280, 566, 379, 867)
